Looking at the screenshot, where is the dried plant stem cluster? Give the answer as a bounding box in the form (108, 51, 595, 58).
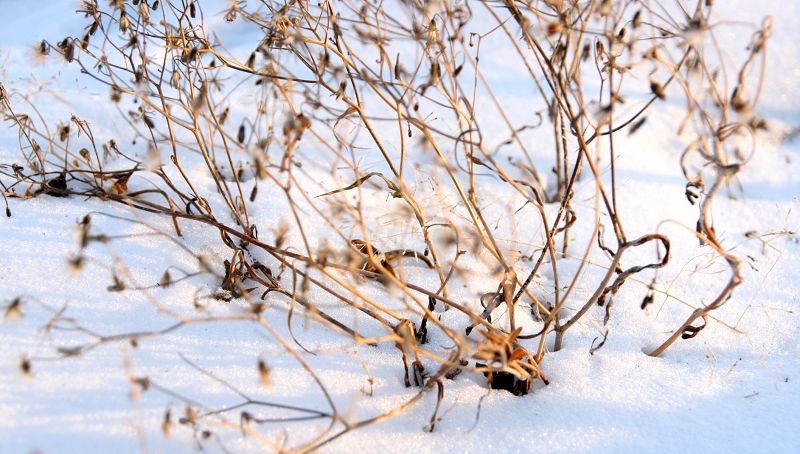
(0, 0, 772, 450)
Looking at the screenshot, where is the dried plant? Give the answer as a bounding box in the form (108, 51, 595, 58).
(0, 0, 774, 450)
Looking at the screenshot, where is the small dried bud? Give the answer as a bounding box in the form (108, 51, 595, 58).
(4, 298, 22, 320)
(258, 358, 272, 387)
(20, 356, 32, 377)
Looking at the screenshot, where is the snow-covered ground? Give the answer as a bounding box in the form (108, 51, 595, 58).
(1, 1, 798, 453)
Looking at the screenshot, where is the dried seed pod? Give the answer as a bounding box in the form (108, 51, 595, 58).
(118, 11, 131, 33)
(107, 274, 125, 292)
(110, 86, 122, 103)
(41, 172, 68, 197)
(731, 86, 749, 112)
(132, 376, 150, 392)
(640, 290, 654, 309)
(182, 406, 197, 425)
(546, 21, 562, 35)
(160, 270, 171, 288)
(650, 79, 666, 100)
(4, 298, 22, 320)
(20, 356, 32, 377)
(142, 114, 154, 129)
(162, 409, 172, 437)
(62, 38, 75, 62)
(258, 358, 272, 386)
(628, 116, 647, 135)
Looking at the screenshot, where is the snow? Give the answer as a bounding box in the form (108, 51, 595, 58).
(1, 1, 799, 453)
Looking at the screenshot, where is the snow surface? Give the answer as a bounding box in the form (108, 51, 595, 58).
(1, 1, 799, 453)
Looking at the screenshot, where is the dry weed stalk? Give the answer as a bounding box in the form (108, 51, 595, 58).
(0, 0, 773, 449)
